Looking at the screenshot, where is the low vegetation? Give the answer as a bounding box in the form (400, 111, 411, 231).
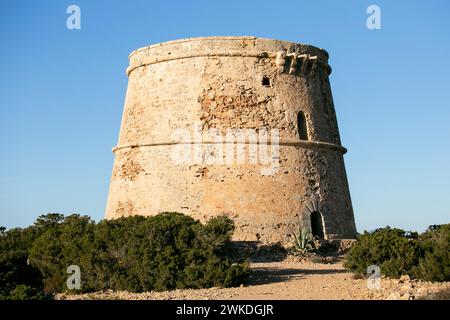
(0, 213, 249, 300)
(289, 227, 316, 257)
(344, 224, 449, 281)
(2, 213, 448, 300)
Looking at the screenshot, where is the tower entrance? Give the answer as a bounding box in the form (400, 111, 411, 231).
(310, 211, 324, 239)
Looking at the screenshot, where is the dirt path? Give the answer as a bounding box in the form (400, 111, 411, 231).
(57, 260, 449, 300)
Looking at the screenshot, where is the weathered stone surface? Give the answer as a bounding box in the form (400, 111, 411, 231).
(105, 36, 357, 244)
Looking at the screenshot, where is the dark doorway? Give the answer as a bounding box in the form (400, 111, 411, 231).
(297, 111, 308, 140)
(310, 211, 324, 239)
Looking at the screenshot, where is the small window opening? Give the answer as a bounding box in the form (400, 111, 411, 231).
(310, 211, 324, 239)
(297, 111, 308, 140)
(262, 76, 271, 87)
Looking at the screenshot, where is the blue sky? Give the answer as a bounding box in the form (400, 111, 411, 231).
(0, 0, 449, 232)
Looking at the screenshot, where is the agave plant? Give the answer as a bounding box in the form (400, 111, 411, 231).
(290, 227, 315, 257)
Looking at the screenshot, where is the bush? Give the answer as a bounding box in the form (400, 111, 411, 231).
(0, 227, 47, 300)
(0, 212, 249, 299)
(5, 284, 47, 300)
(29, 214, 96, 293)
(344, 227, 421, 278)
(344, 224, 450, 281)
(414, 224, 450, 281)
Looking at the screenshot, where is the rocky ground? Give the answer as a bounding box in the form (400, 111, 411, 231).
(56, 258, 450, 300)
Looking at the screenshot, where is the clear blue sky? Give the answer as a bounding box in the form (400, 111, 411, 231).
(0, 0, 449, 232)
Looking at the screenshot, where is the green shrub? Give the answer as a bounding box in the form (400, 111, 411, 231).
(344, 224, 450, 281)
(0, 212, 249, 298)
(413, 224, 450, 281)
(0, 227, 47, 300)
(29, 214, 96, 293)
(344, 227, 421, 278)
(80, 212, 248, 292)
(4, 284, 46, 300)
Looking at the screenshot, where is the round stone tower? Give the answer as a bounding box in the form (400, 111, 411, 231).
(105, 36, 357, 243)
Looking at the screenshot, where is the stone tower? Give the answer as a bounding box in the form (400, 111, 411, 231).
(105, 36, 357, 243)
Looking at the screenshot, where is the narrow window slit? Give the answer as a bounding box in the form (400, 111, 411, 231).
(297, 111, 308, 140)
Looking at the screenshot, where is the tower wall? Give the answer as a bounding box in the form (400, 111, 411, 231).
(105, 36, 357, 243)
